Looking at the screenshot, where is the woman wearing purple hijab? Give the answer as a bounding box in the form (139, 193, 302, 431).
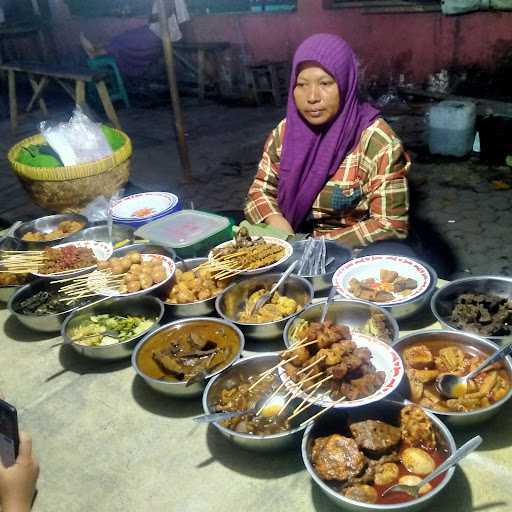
(245, 34, 411, 249)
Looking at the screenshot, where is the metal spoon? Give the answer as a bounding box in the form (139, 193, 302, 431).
(248, 260, 298, 316)
(436, 344, 512, 399)
(382, 435, 482, 498)
(320, 287, 337, 323)
(192, 393, 287, 424)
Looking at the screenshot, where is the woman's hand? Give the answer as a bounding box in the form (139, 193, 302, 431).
(0, 433, 39, 512)
(265, 214, 294, 235)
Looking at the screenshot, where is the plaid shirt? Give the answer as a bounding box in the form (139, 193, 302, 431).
(244, 118, 410, 248)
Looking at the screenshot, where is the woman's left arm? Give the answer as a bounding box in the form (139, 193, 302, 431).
(323, 139, 410, 246)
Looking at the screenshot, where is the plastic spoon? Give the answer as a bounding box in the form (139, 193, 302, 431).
(436, 344, 512, 399)
(382, 436, 482, 498)
(320, 287, 337, 323)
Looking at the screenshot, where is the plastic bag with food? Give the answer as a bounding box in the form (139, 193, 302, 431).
(40, 107, 113, 166)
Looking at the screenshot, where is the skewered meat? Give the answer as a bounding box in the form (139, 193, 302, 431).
(349, 420, 401, 454)
(312, 435, 365, 481)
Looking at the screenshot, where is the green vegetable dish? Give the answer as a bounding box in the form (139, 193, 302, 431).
(70, 314, 156, 347)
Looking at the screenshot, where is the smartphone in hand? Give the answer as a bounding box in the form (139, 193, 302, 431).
(0, 399, 19, 468)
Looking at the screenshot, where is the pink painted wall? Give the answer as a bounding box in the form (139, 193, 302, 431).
(49, 0, 512, 84)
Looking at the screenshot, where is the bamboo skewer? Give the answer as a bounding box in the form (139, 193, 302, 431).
(287, 375, 334, 421)
(299, 396, 347, 428)
(248, 355, 297, 391)
(296, 355, 326, 376)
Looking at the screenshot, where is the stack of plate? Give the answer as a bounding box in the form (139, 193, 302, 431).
(112, 192, 180, 227)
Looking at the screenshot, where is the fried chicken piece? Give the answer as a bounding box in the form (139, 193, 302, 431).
(400, 405, 436, 450)
(311, 435, 365, 481)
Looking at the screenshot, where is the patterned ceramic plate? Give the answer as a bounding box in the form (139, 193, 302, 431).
(208, 236, 293, 275)
(112, 192, 179, 220)
(279, 331, 404, 409)
(332, 255, 431, 305)
(97, 254, 175, 297)
(33, 241, 113, 279)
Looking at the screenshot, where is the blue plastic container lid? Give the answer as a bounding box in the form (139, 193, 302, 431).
(134, 210, 230, 249)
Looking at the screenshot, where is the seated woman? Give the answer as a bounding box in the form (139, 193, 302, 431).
(245, 34, 411, 251)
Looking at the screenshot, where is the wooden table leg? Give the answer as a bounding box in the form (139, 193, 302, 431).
(8, 70, 18, 132)
(197, 49, 205, 100)
(95, 80, 121, 129)
(27, 75, 48, 115)
(75, 80, 86, 109)
(269, 64, 282, 107)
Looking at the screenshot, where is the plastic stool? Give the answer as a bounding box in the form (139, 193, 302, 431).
(87, 55, 130, 108)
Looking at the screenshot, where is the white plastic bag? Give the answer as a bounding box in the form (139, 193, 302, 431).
(40, 108, 113, 166)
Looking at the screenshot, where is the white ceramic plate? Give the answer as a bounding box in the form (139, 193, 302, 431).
(33, 241, 113, 279)
(332, 255, 431, 305)
(208, 236, 293, 275)
(112, 192, 179, 221)
(279, 331, 404, 409)
(97, 254, 175, 297)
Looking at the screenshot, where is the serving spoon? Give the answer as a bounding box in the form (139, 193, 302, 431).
(248, 260, 298, 316)
(192, 394, 287, 424)
(436, 344, 512, 399)
(382, 435, 482, 498)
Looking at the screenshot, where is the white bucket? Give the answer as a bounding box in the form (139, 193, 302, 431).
(428, 100, 476, 157)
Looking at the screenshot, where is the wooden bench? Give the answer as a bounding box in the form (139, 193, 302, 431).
(0, 60, 122, 131)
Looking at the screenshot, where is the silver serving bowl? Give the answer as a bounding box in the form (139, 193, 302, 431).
(61, 295, 164, 361)
(13, 214, 88, 249)
(302, 405, 456, 512)
(8, 279, 93, 333)
(112, 242, 176, 260)
(68, 224, 135, 247)
(132, 317, 244, 398)
(215, 273, 314, 342)
(203, 353, 311, 451)
(394, 329, 512, 427)
(430, 275, 512, 341)
(283, 298, 400, 347)
(277, 239, 352, 296)
(161, 257, 219, 318)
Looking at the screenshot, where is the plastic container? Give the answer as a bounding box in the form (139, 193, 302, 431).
(428, 100, 476, 157)
(134, 210, 232, 258)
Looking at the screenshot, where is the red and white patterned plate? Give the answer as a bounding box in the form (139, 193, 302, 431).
(279, 331, 404, 408)
(332, 255, 431, 305)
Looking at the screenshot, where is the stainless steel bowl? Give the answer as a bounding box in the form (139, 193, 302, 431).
(112, 242, 176, 260)
(61, 295, 164, 360)
(394, 329, 512, 427)
(202, 353, 309, 451)
(68, 224, 135, 246)
(132, 317, 244, 398)
(302, 405, 456, 512)
(277, 240, 352, 296)
(430, 275, 512, 341)
(8, 279, 93, 333)
(283, 298, 400, 347)
(161, 257, 218, 318)
(215, 273, 314, 342)
(13, 214, 88, 249)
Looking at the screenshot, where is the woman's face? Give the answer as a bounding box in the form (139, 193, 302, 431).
(293, 63, 340, 126)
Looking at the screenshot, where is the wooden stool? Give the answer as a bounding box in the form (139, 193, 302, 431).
(246, 61, 289, 107)
(0, 60, 122, 132)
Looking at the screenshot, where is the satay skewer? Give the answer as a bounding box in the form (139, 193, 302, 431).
(299, 396, 347, 428)
(287, 375, 335, 420)
(296, 355, 326, 376)
(248, 355, 298, 391)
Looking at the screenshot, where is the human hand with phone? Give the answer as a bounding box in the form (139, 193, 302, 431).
(0, 432, 39, 512)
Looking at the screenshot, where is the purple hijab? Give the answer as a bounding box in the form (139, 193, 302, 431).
(278, 34, 380, 230)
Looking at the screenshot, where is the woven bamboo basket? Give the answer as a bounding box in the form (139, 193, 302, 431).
(7, 130, 132, 213)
